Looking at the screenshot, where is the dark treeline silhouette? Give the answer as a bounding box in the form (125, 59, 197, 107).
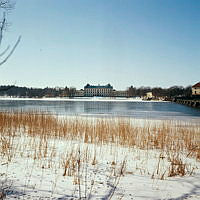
(127, 85, 192, 98)
(0, 85, 193, 98)
(0, 86, 76, 98)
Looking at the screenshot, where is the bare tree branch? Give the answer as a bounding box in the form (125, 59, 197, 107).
(0, 0, 15, 10)
(0, 35, 21, 66)
(0, 0, 21, 67)
(0, 12, 6, 47)
(0, 45, 10, 57)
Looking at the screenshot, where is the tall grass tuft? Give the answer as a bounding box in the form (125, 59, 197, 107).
(0, 111, 199, 179)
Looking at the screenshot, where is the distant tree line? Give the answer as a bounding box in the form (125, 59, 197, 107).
(0, 86, 76, 98)
(127, 85, 192, 98)
(0, 85, 193, 99)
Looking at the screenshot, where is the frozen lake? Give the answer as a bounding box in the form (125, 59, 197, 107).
(0, 98, 200, 121)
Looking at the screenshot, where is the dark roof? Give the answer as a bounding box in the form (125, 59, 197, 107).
(84, 84, 113, 89)
(192, 82, 200, 88)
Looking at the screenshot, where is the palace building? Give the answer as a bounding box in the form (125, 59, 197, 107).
(84, 84, 113, 97)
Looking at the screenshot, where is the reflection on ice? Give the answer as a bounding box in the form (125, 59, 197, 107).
(0, 98, 199, 121)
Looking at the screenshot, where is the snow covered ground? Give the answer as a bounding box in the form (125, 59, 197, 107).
(0, 136, 200, 199)
(0, 113, 200, 199)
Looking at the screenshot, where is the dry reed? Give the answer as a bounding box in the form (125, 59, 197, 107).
(0, 111, 199, 180)
(0, 111, 199, 158)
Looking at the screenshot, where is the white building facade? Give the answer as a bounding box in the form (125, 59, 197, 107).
(192, 82, 200, 96)
(84, 84, 113, 97)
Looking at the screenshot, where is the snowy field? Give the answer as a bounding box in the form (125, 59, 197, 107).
(0, 112, 200, 199)
(1, 139, 200, 200)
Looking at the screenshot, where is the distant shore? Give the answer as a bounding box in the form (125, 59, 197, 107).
(0, 96, 168, 102)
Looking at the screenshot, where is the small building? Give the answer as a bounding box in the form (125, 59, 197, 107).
(113, 90, 128, 97)
(146, 92, 153, 99)
(84, 84, 113, 97)
(192, 82, 200, 96)
(74, 89, 84, 97)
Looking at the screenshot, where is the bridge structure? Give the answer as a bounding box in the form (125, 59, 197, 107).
(172, 98, 200, 108)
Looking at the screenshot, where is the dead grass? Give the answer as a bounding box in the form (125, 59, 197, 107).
(0, 111, 199, 157)
(0, 111, 199, 180)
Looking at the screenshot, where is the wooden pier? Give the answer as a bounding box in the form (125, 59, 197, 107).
(172, 98, 200, 108)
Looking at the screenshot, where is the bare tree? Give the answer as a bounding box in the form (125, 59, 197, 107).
(0, 0, 21, 67)
(0, 1, 20, 92)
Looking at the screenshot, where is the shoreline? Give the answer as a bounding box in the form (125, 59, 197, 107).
(0, 110, 199, 124)
(0, 96, 168, 102)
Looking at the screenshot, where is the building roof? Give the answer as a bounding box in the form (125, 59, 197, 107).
(192, 82, 200, 88)
(84, 84, 113, 89)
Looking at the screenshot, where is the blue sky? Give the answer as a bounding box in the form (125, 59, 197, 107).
(0, 0, 199, 89)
